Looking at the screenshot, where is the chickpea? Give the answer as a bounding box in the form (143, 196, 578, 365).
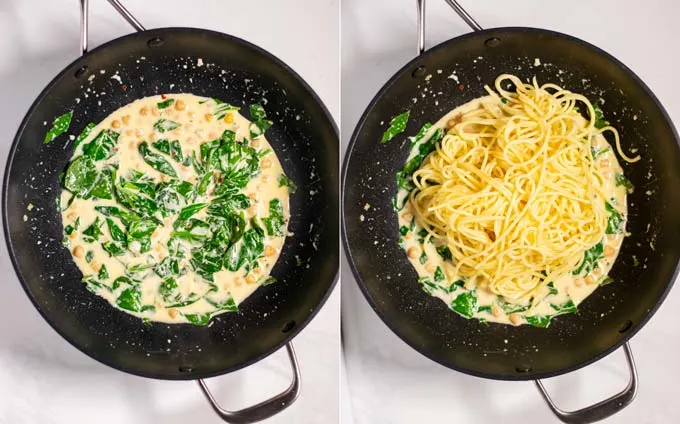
(407, 247, 419, 259)
(402, 212, 413, 221)
(125, 130, 134, 137)
(188, 112, 195, 119)
(592, 267, 602, 277)
(151, 107, 159, 116)
(404, 232, 412, 240)
(247, 192, 256, 199)
(246, 274, 257, 284)
(135, 128, 144, 138)
(262, 175, 270, 183)
(66, 212, 77, 220)
(424, 262, 436, 273)
(585, 276, 596, 285)
(111, 119, 121, 129)
(250, 139, 260, 148)
(509, 314, 522, 325)
(261, 158, 272, 169)
(492, 304, 502, 317)
(140, 107, 148, 116)
(252, 267, 261, 275)
(264, 245, 276, 257)
(69, 231, 77, 239)
(149, 132, 157, 142)
(575, 277, 585, 287)
(168, 308, 178, 319)
(204, 113, 213, 122)
(224, 113, 234, 124)
(175, 100, 186, 111)
(234, 277, 243, 286)
(121, 115, 130, 126)
(604, 245, 616, 257)
(72, 246, 84, 258)
(90, 260, 101, 272)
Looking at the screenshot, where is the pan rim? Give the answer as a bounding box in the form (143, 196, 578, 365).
(3, 26, 339, 380)
(341, 25, 680, 381)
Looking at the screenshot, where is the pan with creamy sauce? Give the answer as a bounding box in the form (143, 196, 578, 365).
(60, 94, 294, 325)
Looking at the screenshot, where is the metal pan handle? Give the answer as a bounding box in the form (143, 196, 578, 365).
(535, 343, 638, 424)
(416, 0, 482, 55)
(79, 0, 145, 56)
(197, 343, 301, 423)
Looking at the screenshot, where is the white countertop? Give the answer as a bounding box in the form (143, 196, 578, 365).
(0, 1, 339, 423)
(341, 1, 680, 423)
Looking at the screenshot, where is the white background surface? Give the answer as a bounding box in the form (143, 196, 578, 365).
(341, 0, 680, 423)
(0, 1, 339, 423)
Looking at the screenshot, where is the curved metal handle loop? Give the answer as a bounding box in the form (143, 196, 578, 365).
(416, 0, 482, 56)
(535, 343, 638, 424)
(197, 343, 301, 424)
(79, 0, 145, 56)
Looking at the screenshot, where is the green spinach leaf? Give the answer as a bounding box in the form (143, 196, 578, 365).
(526, 315, 552, 328)
(184, 312, 212, 326)
(278, 174, 297, 194)
(153, 118, 180, 133)
(82, 129, 119, 161)
(573, 241, 604, 275)
(152, 139, 184, 163)
(138, 141, 178, 177)
(116, 287, 142, 312)
(157, 98, 175, 109)
(73, 122, 96, 149)
(450, 291, 478, 318)
(615, 173, 634, 193)
(262, 198, 285, 236)
(44, 111, 73, 143)
(64, 156, 98, 198)
(605, 201, 624, 234)
(381, 111, 410, 143)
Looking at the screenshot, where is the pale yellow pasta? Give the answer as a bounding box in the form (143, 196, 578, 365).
(409, 74, 638, 303)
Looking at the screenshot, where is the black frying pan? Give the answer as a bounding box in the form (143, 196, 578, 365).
(342, 3, 680, 423)
(2, 7, 338, 424)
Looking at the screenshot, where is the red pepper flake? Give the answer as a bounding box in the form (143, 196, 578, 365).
(121, 84, 127, 91)
(458, 84, 465, 90)
(161, 94, 167, 99)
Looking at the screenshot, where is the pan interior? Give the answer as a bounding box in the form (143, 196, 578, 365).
(343, 27, 680, 380)
(4, 28, 339, 380)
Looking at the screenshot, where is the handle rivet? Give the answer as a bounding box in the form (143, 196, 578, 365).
(485, 37, 501, 48)
(411, 65, 427, 78)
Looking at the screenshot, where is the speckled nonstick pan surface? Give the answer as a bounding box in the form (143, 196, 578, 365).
(343, 27, 680, 380)
(4, 28, 339, 380)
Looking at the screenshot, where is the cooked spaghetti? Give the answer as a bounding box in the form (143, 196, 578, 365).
(396, 74, 636, 326)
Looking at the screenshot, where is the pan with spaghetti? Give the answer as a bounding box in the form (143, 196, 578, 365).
(342, 25, 680, 422)
(396, 74, 637, 328)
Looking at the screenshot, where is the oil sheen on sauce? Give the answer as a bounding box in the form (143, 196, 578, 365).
(61, 94, 290, 324)
(397, 96, 627, 326)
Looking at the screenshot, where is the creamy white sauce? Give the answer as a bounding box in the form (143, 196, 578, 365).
(397, 97, 627, 326)
(61, 94, 290, 324)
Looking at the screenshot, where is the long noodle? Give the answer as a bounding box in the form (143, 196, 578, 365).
(409, 74, 638, 302)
